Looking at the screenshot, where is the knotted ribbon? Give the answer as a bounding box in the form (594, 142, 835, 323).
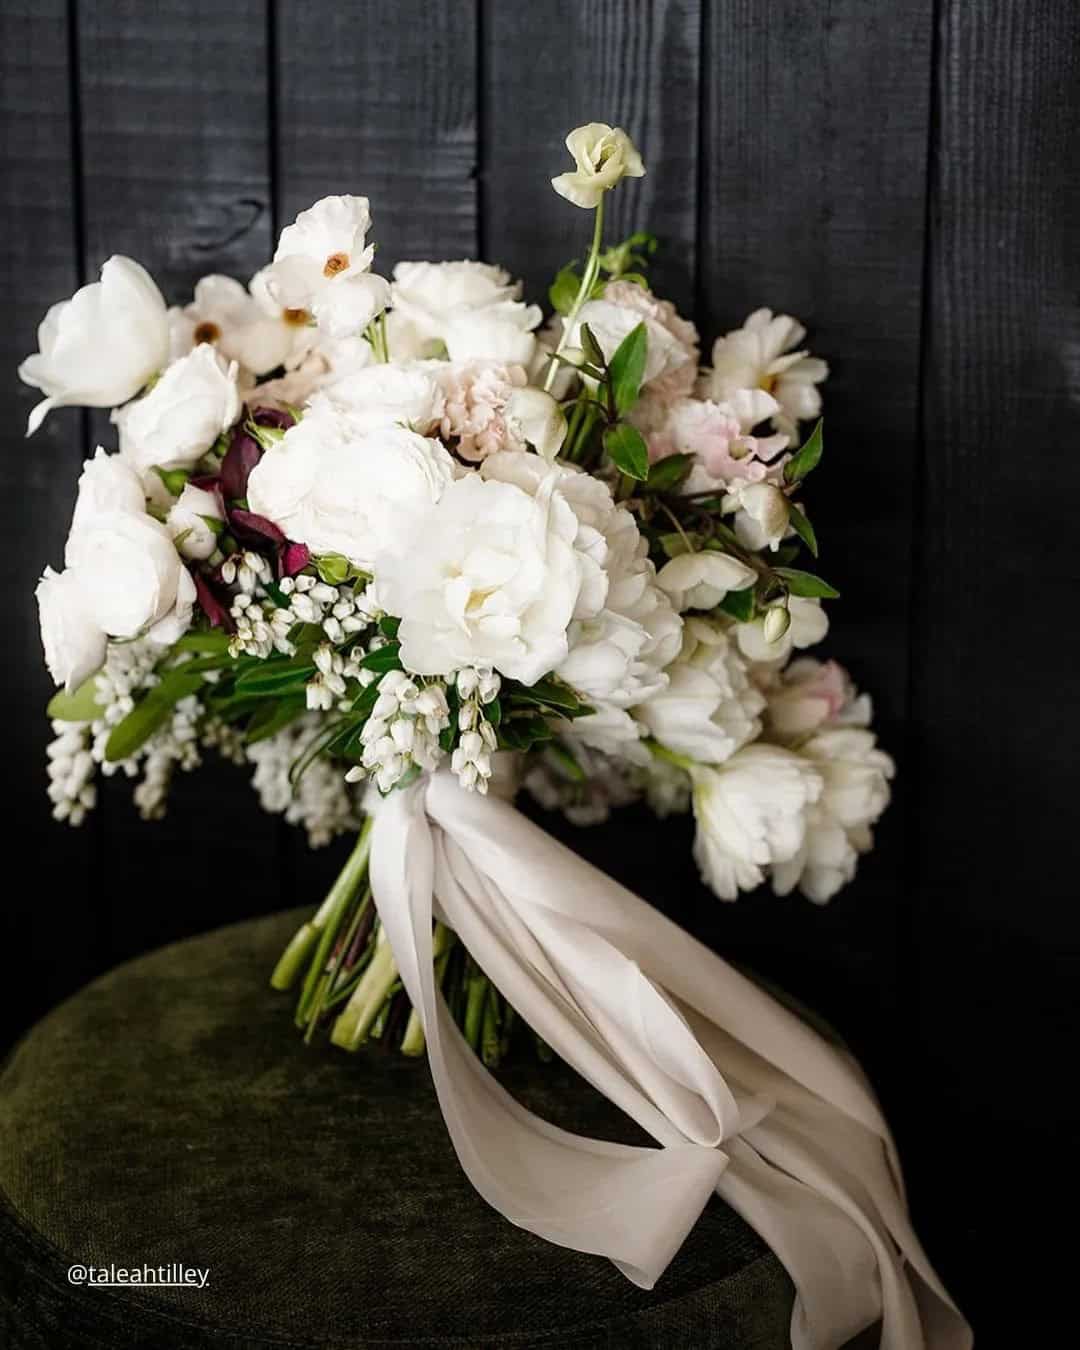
(368, 771, 971, 1350)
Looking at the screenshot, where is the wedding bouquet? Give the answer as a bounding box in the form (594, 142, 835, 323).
(25, 124, 966, 1348)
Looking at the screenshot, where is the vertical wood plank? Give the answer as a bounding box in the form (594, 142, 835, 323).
(694, 0, 935, 1072)
(481, 0, 701, 316)
(275, 0, 479, 272)
(76, 0, 285, 961)
(913, 0, 1080, 1322)
(0, 0, 97, 1045)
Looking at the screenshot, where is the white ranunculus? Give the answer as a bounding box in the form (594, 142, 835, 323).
(636, 618, 764, 765)
(388, 261, 542, 366)
(656, 551, 757, 613)
(375, 469, 583, 685)
(167, 483, 224, 561)
(247, 404, 455, 569)
(310, 362, 444, 435)
(169, 272, 312, 377)
(65, 509, 194, 646)
(36, 566, 107, 691)
(700, 308, 829, 443)
(70, 447, 146, 535)
(117, 344, 241, 474)
(771, 727, 895, 904)
(264, 196, 391, 339)
(689, 745, 822, 901)
(505, 387, 566, 461)
(551, 122, 645, 209)
(19, 256, 169, 434)
(737, 595, 829, 664)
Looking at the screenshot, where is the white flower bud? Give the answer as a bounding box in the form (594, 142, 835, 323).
(763, 604, 792, 645)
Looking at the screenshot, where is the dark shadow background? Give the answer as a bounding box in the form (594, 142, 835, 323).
(2, 2, 1077, 1344)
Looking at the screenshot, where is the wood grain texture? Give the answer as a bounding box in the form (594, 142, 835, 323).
(911, 0, 1080, 1322)
(75, 0, 286, 960)
(0, 0, 100, 1043)
(481, 0, 701, 315)
(275, 0, 479, 270)
(694, 0, 935, 1072)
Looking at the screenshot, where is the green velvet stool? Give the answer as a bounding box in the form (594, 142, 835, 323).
(0, 909, 809, 1349)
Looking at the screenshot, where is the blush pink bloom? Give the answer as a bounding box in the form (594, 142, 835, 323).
(435, 361, 529, 462)
(647, 397, 787, 485)
(603, 281, 699, 403)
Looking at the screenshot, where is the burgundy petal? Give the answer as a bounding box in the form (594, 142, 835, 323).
(220, 428, 263, 502)
(194, 573, 233, 630)
(250, 405, 297, 431)
(229, 508, 286, 548)
(281, 542, 311, 576)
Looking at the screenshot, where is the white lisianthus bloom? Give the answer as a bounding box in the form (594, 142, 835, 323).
(64, 509, 195, 646)
(551, 122, 645, 209)
(169, 272, 313, 377)
(771, 727, 895, 904)
(375, 469, 583, 686)
(310, 363, 444, 435)
(263, 196, 391, 339)
(166, 483, 224, 561)
(70, 447, 146, 535)
(388, 260, 542, 366)
(689, 745, 823, 901)
(727, 481, 790, 552)
(761, 657, 872, 743)
(247, 403, 455, 569)
(737, 596, 829, 664)
(701, 309, 829, 442)
(19, 256, 169, 434)
(505, 387, 566, 462)
(36, 566, 107, 691)
(117, 344, 241, 474)
(636, 619, 763, 764)
(656, 551, 757, 613)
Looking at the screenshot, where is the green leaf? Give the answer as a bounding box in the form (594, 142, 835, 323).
(47, 674, 104, 722)
(548, 263, 581, 317)
(152, 465, 190, 497)
(579, 322, 606, 370)
(508, 677, 583, 714)
(645, 452, 693, 492)
(198, 513, 225, 536)
(718, 587, 757, 623)
(104, 668, 204, 762)
(244, 697, 306, 744)
(378, 615, 401, 639)
(314, 553, 352, 585)
(607, 322, 648, 416)
(235, 660, 316, 696)
(603, 422, 649, 481)
(485, 697, 502, 728)
(773, 567, 839, 599)
(658, 530, 703, 559)
(786, 503, 819, 557)
(497, 715, 554, 752)
(783, 419, 824, 484)
(359, 642, 403, 673)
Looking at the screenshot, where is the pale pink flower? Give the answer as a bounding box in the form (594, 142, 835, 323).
(603, 281, 699, 403)
(434, 361, 529, 462)
(647, 395, 788, 486)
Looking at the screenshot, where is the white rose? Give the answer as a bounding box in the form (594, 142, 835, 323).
(65, 509, 194, 645)
(771, 727, 895, 904)
(656, 551, 757, 613)
(70, 447, 146, 535)
(36, 566, 107, 691)
(167, 483, 224, 561)
(551, 122, 645, 209)
(263, 195, 391, 339)
(117, 344, 241, 474)
(311, 362, 444, 434)
(388, 260, 542, 366)
(19, 256, 169, 434)
(689, 745, 823, 901)
(636, 619, 763, 764)
(737, 595, 829, 664)
(376, 470, 582, 685)
(247, 404, 455, 569)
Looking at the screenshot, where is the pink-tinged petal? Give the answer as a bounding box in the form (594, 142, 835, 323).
(194, 573, 232, 630)
(281, 541, 311, 576)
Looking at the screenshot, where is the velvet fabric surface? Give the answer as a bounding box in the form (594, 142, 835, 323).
(0, 908, 808, 1349)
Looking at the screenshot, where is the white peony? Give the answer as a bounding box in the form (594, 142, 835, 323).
(169, 272, 313, 377)
(388, 260, 542, 366)
(117, 344, 241, 474)
(551, 122, 645, 209)
(263, 196, 391, 339)
(247, 403, 455, 569)
(166, 483, 224, 561)
(70, 447, 146, 535)
(637, 619, 764, 765)
(36, 566, 107, 691)
(375, 469, 583, 686)
(656, 551, 756, 613)
(771, 727, 894, 904)
(310, 363, 444, 435)
(701, 308, 828, 442)
(689, 745, 822, 901)
(19, 256, 169, 434)
(736, 596, 829, 664)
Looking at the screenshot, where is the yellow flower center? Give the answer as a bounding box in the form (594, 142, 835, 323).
(283, 307, 312, 327)
(758, 373, 777, 394)
(323, 252, 350, 278)
(193, 321, 221, 344)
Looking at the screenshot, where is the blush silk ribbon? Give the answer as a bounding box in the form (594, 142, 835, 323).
(368, 771, 971, 1350)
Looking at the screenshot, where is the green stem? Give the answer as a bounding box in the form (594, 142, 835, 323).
(544, 196, 605, 393)
(481, 986, 502, 1068)
(464, 960, 489, 1050)
(330, 925, 399, 1051)
(645, 739, 695, 773)
(294, 818, 373, 1027)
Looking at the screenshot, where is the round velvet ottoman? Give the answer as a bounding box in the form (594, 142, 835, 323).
(0, 909, 807, 1349)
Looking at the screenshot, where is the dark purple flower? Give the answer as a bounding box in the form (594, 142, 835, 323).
(194, 573, 233, 630)
(229, 508, 287, 549)
(219, 427, 263, 503)
(281, 542, 311, 576)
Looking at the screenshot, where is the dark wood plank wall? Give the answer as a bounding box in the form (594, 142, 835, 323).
(3, 1, 1076, 1332)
